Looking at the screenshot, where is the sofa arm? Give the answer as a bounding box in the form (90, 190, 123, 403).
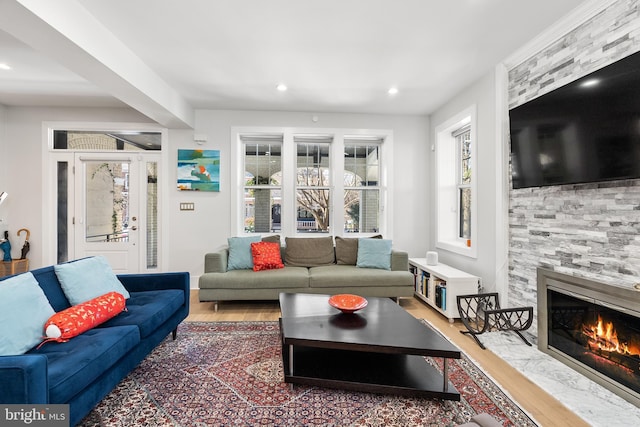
(204, 249, 228, 273)
(390, 250, 409, 271)
(0, 354, 49, 403)
(117, 272, 190, 294)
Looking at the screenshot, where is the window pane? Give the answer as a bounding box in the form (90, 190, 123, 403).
(344, 189, 379, 233)
(85, 161, 130, 243)
(344, 145, 379, 187)
(297, 143, 330, 186)
(57, 161, 68, 263)
(244, 188, 281, 233)
(459, 187, 471, 239)
(460, 132, 471, 185)
(54, 131, 161, 150)
(245, 143, 281, 185)
(296, 189, 330, 233)
(146, 162, 158, 269)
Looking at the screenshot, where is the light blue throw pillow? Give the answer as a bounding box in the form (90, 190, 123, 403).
(54, 256, 130, 305)
(227, 236, 261, 270)
(0, 272, 56, 355)
(356, 238, 392, 270)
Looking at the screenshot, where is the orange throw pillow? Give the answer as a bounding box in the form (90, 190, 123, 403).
(39, 291, 126, 346)
(251, 241, 284, 271)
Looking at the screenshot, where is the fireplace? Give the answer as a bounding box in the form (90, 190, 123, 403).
(537, 268, 640, 407)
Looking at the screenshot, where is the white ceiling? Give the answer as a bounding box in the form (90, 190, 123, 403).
(0, 0, 587, 127)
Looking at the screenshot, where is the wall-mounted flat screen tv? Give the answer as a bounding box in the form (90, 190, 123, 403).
(509, 50, 640, 189)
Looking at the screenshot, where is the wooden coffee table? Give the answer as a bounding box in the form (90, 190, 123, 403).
(278, 293, 461, 400)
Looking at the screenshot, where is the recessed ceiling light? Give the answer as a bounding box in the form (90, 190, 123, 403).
(276, 84, 287, 92)
(388, 87, 398, 95)
(0, 63, 11, 70)
(580, 78, 600, 88)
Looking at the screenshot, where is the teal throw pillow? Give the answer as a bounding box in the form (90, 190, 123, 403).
(227, 236, 261, 270)
(54, 256, 131, 305)
(356, 238, 392, 270)
(0, 272, 56, 355)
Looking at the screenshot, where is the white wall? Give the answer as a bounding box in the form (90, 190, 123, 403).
(168, 109, 430, 287)
(428, 70, 499, 290)
(0, 104, 7, 237)
(1, 106, 429, 288)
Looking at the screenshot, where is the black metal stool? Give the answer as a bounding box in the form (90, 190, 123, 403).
(456, 292, 533, 349)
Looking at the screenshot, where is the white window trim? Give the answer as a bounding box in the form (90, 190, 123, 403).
(41, 121, 169, 269)
(434, 106, 478, 258)
(230, 126, 393, 239)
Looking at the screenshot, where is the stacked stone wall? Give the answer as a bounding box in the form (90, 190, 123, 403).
(507, 0, 640, 334)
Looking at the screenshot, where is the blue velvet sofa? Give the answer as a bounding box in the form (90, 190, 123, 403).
(0, 259, 190, 426)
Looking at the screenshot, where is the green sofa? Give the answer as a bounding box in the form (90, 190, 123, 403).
(198, 236, 414, 310)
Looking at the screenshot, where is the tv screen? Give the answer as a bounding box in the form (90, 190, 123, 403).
(509, 50, 640, 189)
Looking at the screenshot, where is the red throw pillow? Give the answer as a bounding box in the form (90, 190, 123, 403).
(251, 241, 284, 271)
(39, 291, 127, 347)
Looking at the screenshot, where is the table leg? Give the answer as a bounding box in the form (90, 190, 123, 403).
(289, 345, 294, 391)
(443, 358, 449, 392)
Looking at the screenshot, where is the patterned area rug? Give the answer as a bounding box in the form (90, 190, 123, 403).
(79, 321, 537, 426)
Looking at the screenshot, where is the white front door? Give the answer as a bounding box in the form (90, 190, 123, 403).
(72, 153, 158, 273)
(74, 153, 138, 273)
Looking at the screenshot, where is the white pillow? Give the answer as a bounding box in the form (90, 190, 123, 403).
(54, 256, 130, 305)
(0, 272, 56, 355)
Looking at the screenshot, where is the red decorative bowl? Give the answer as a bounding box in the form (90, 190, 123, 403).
(328, 294, 368, 314)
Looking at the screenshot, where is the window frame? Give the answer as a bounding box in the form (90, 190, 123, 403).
(434, 105, 477, 258)
(231, 127, 392, 239)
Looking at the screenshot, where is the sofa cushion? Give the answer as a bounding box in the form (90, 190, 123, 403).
(199, 267, 310, 289)
(227, 236, 261, 270)
(98, 289, 185, 339)
(261, 234, 281, 243)
(309, 265, 412, 288)
(284, 236, 335, 267)
(334, 237, 359, 265)
(54, 256, 130, 305)
(29, 325, 139, 403)
(251, 241, 284, 271)
(0, 272, 56, 356)
(335, 235, 383, 265)
(356, 238, 392, 270)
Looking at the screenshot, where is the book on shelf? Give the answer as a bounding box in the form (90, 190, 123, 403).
(434, 280, 447, 310)
(421, 271, 430, 297)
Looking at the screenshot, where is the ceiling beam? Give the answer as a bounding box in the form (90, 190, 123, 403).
(0, 0, 194, 128)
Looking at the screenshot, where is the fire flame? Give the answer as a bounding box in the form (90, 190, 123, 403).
(583, 315, 639, 356)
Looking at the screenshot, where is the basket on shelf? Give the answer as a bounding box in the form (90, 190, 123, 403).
(0, 258, 29, 278)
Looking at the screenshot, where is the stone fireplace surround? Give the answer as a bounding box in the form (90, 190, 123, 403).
(507, 0, 640, 333)
(499, 2, 640, 421)
(537, 268, 640, 407)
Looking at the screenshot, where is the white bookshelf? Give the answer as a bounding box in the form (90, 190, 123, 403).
(409, 258, 480, 323)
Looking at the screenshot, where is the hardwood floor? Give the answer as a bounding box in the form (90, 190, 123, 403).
(186, 291, 588, 427)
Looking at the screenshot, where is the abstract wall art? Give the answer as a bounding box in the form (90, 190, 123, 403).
(177, 149, 220, 192)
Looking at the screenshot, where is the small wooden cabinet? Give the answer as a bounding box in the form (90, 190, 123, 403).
(409, 258, 479, 323)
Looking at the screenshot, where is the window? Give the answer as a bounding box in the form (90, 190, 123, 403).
(241, 134, 282, 233)
(455, 125, 471, 240)
(234, 128, 390, 238)
(344, 138, 382, 233)
(435, 106, 477, 257)
(295, 135, 332, 233)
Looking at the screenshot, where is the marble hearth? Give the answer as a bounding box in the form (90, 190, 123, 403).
(480, 331, 640, 427)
